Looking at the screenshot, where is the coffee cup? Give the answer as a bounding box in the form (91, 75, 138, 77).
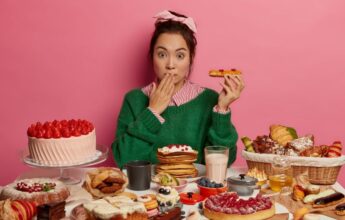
(125, 160, 151, 191)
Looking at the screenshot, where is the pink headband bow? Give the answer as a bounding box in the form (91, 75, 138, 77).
(153, 10, 197, 33)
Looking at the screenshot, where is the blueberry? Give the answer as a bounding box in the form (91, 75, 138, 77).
(160, 188, 170, 195)
(166, 201, 172, 206)
(219, 183, 224, 187)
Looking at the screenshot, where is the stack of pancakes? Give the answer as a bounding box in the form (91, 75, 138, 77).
(156, 144, 198, 178)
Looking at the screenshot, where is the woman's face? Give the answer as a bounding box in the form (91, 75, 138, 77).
(153, 33, 191, 85)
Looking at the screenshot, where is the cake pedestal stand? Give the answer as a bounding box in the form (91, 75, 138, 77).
(21, 145, 109, 185)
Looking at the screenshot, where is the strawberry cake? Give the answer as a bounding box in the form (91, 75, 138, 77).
(203, 192, 275, 220)
(0, 178, 70, 206)
(27, 119, 96, 166)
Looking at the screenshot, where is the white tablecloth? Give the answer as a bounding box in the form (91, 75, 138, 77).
(15, 166, 345, 220)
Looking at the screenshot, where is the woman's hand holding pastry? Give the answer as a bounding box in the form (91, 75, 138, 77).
(217, 75, 245, 111)
(149, 74, 175, 114)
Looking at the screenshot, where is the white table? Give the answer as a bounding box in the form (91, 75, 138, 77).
(15, 166, 345, 220)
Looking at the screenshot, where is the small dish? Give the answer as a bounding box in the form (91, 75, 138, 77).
(156, 179, 188, 193)
(180, 192, 204, 205)
(173, 179, 188, 192)
(197, 184, 228, 198)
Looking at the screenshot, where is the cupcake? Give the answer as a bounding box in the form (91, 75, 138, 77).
(156, 186, 181, 212)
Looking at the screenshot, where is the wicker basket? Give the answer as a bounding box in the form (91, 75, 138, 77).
(242, 151, 345, 185)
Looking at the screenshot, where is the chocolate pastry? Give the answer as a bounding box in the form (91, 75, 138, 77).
(335, 203, 345, 216)
(37, 201, 66, 220)
(153, 207, 181, 220)
(313, 192, 345, 208)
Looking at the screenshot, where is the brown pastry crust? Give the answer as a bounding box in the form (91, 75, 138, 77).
(209, 69, 242, 77)
(83, 167, 128, 199)
(204, 205, 275, 220)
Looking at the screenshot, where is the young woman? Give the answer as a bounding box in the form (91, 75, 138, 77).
(112, 10, 245, 168)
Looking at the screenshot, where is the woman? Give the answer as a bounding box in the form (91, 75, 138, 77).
(112, 10, 244, 169)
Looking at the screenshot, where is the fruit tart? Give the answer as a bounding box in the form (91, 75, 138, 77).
(203, 192, 275, 220)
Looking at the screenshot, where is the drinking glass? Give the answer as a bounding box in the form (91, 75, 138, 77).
(205, 146, 229, 184)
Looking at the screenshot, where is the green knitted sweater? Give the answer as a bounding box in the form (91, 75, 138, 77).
(111, 88, 238, 169)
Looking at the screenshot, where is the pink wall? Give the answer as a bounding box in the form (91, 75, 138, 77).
(1, 1, 344, 186)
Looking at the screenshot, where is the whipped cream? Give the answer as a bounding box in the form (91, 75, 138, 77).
(159, 144, 194, 153)
(156, 186, 179, 205)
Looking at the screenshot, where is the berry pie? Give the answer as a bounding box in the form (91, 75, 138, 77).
(203, 192, 275, 220)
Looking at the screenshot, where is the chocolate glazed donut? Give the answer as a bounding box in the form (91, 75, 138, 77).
(313, 192, 345, 208)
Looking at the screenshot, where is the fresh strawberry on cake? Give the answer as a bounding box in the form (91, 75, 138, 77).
(0, 178, 70, 206)
(27, 119, 96, 166)
(203, 192, 275, 220)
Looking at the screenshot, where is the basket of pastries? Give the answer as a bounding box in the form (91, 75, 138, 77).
(241, 125, 345, 185)
(83, 167, 128, 198)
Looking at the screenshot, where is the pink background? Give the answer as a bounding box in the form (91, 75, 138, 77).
(1, 1, 344, 186)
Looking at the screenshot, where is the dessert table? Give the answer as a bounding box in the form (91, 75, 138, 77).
(15, 166, 345, 220)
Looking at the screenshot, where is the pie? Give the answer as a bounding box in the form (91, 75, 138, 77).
(203, 192, 275, 220)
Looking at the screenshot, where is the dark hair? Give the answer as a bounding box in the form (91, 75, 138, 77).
(149, 11, 197, 66)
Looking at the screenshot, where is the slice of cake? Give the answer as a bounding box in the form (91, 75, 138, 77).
(37, 201, 66, 220)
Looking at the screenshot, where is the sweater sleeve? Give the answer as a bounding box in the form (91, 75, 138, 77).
(111, 93, 162, 168)
(206, 111, 238, 166)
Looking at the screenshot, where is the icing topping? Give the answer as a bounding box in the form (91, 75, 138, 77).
(156, 186, 179, 206)
(84, 196, 146, 219)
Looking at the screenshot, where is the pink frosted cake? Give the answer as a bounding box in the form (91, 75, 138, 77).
(27, 119, 96, 166)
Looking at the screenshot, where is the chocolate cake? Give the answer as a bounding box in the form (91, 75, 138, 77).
(37, 201, 66, 220)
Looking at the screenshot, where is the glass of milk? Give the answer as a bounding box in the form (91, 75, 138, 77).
(205, 146, 229, 184)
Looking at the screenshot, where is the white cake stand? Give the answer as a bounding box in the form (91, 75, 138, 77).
(21, 145, 109, 185)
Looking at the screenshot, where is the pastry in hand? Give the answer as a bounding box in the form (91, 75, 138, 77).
(209, 69, 241, 77)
